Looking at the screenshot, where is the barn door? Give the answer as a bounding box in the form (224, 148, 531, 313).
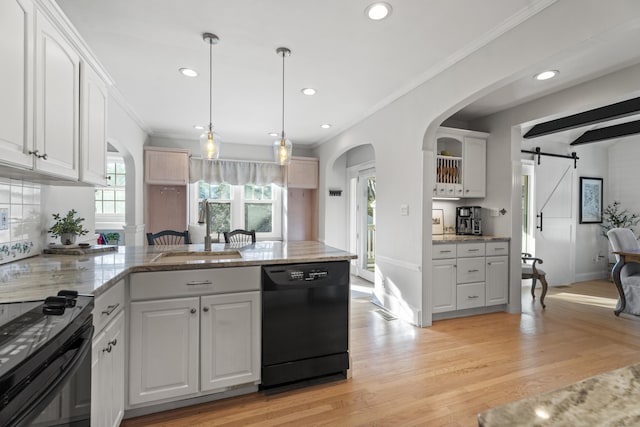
(534, 157, 575, 285)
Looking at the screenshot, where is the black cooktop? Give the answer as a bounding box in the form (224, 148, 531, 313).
(0, 293, 94, 379)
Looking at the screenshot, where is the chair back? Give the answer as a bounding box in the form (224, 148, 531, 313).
(607, 228, 640, 262)
(223, 229, 256, 244)
(147, 230, 190, 245)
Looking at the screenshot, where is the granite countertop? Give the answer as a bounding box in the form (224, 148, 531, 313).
(478, 363, 640, 426)
(0, 241, 356, 303)
(432, 235, 510, 243)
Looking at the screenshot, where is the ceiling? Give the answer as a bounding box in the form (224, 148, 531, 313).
(55, 0, 640, 148)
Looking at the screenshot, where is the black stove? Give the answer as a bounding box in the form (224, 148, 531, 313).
(0, 291, 93, 427)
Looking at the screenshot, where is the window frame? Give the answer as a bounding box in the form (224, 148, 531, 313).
(190, 182, 282, 241)
(95, 154, 126, 229)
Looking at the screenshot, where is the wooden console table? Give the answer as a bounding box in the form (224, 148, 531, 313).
(611, 249, 640, 316)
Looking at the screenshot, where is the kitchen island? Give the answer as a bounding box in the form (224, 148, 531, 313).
(478, 363, 640, 426)
(0, 240, 356, 302)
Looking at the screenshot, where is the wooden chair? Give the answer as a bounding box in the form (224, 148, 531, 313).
(223, 229, 256, 244)
(522, 252, 548, 308)
(146, 230, 190, 245)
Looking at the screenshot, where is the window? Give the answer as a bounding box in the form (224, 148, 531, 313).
(95, 156, 125, 226)
(194, 182, 282, 240)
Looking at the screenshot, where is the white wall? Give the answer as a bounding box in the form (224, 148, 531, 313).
(315, 0, 640, 326)
(106, 94, 148, 245)
(608, 134, 640, 237)
(472, 62, 640, 291)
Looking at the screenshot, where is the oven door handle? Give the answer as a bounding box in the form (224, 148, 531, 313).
(9, 324, 94, 427)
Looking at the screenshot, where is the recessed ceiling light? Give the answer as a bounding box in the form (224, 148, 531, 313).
(534, 70, 559, 81)
(301, 88, 317, 96)
(365, 2, 392, 20)
(179, 67, 198, 77)
(268, 132, 279, 137)
(193, 125, 205, 130)
(321, 124, 332, 129)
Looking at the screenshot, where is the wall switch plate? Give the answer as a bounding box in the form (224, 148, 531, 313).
(0, 208, 7, 230)
(400, 204, 409, 216)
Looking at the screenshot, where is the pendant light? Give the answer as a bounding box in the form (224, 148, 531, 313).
(274, 47, 293, 165)
(199, 32, 221, 160)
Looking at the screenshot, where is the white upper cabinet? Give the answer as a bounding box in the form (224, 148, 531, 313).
(0, 0, 109, 183)
(0, 0, 34, 169)
(434, 127, 487, 198)
(80, 62, 108, 185)
(144, 147, 189, 185)
(462, 136, 486, 198)
(287, 157, 319, 189)
(34, 8, 80, 179)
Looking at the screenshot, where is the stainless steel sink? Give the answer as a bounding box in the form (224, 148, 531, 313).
(151, 250, 242, 263)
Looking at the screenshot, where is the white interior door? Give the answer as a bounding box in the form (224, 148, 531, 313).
(534, 157, 575, 285)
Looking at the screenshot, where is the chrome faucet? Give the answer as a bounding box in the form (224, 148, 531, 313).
(203, 199, 212, 251)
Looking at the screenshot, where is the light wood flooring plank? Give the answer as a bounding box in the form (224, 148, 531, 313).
(121, 280, 640, 426)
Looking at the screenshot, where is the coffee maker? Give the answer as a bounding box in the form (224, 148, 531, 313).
(456, 206, 482, 235)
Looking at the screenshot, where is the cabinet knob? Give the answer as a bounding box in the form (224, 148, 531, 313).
(190, 308, 197, 314)
(203, 307, 209, 312)
(466, 189, 470, 193)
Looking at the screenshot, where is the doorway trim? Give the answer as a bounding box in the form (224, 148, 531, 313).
(348, 161, 375, 282)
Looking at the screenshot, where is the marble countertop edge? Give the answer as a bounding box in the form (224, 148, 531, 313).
(0, 241, 357, 303)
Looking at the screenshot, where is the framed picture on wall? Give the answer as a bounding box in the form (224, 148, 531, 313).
(579, 177, 603, 224)
(432, 209, 444, 235)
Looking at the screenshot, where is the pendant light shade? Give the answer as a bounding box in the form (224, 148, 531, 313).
(200, 32, 221, 160)
(274, 47, 292, 165)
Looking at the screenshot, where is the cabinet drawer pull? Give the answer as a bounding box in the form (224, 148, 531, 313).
(468, 295, 479, 299)
(493, 247, 505, 251)
(101, 303, 119, 316)
(439, 250, 452, 253)
(108, 338, 117, 347)
(102, 344, 112, 353)
(468, 249, 479, 252)
(186, 280, 213, 286)
(467, 269, 480, 273)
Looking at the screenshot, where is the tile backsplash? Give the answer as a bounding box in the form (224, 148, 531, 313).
(0, 178, 41, 265)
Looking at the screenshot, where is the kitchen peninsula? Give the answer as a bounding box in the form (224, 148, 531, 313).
(0, 241, 356, 424)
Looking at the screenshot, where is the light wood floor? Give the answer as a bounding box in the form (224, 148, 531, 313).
(122, 280, 640, 426)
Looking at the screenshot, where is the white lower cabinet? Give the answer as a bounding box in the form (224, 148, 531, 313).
(129, 297, 200, 405)
(432, 259, 456, 313)
(92, 279, 125, 427)
(92, 310, 125, 427)
(486, 256, 509, 305)
(200, 292, 261, 391)
(128, 267, 261, 407)
(432, 241, 509, 315)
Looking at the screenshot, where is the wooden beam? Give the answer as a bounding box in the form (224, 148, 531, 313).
(524, 96, 640, 138)
(570, 120, 640, 145)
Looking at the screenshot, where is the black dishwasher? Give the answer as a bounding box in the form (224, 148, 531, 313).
(261, 261, 349, 390)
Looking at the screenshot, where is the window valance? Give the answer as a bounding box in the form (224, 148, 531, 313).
(189, 158, 285, 186)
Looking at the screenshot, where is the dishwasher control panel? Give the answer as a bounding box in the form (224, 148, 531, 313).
(288, 269, 328, 281)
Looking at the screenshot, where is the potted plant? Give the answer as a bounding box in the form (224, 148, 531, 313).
(105, 232, 120, 245)
(601, 201, 640, 238)
(48, 209, 89, 245)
